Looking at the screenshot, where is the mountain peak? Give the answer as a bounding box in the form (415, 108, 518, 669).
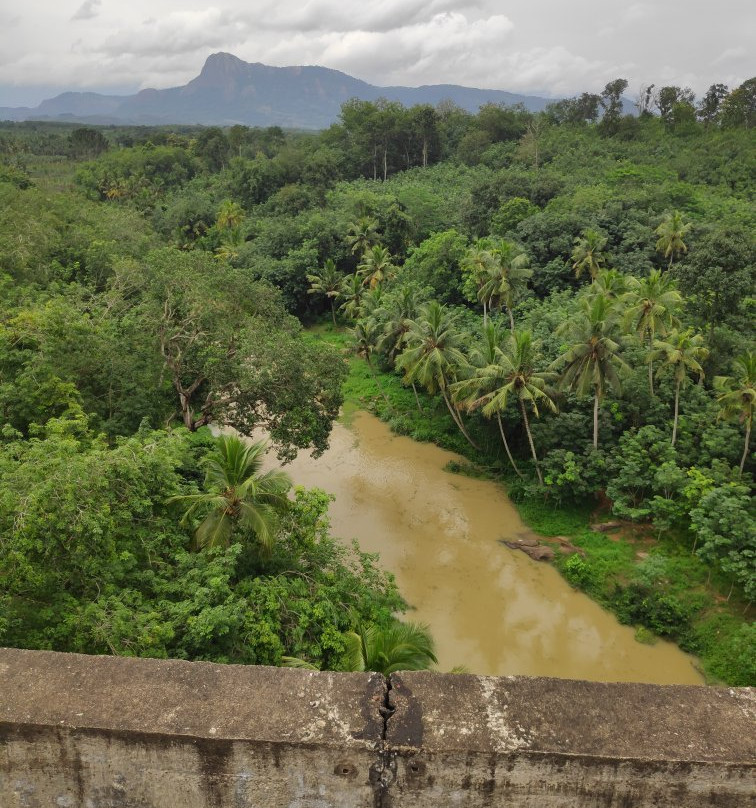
(1, 53, 558, 128)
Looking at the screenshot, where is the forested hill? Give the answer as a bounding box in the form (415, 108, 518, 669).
(0, 52, 556, 128)
(0, 78, 753, 685)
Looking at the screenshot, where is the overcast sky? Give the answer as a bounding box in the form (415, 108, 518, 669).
(1, 1, 753, 106)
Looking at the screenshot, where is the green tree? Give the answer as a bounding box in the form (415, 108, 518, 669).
(357, 245, 396, 289)
(339, 273, 364, 321)
(468, 329, 555, 484)
(343, 621, 437, 674)
(599, 78, 629, 135)
(697, 84, 729, 126)
(169, 435, 291, 554)
(691, 482, 756, 601)
(452, 322, 524, 478)
(714, 352, 755, 475)
(553, 295, 628, 449)
(478, 240, 532, 332)
(130, 249, 345, 457)
(623, 269, 682, 395)
(284, 620, 437, 674)
(307, 258, 342, 324)
(461, 242, 498, 323)
(652, 329, 709, 446)
(345, 216, 380, 255)
(571, 229, 608, 281)
(655, 211, 691, 269)
(397, 301, 478, 449)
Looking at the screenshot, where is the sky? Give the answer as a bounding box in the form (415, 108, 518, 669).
(0, 1, 753, 107)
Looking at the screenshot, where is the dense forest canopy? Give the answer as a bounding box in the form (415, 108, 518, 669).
(0, 74, 753, 683)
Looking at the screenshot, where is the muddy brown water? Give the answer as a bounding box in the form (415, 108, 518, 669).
(270, 411, 704, 684)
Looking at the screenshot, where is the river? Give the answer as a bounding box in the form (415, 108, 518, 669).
(275, 411, 704, 684)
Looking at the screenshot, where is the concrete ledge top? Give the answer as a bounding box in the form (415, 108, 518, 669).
(388, 672, 756, 764)
(0, 647, 385, 747)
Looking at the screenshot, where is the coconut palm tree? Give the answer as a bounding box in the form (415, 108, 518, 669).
(351, 317, 392, 409)
(168, 435, 291, 554)
(714, 351, 755, 476)
(651, 329, 708, 446)
(587, 268, 630, 302)
(571, 229, 608, 281)
(655, 210, 691, 269)
(357, 245, 396, 289)
(552, 295, 629, 449)
(283, 620, 437, 675)
(452, 322, 525, 479)
(478, 241, 532, 332)
(373, 284, 426, 410)
(338, 273, 364, 321)
(623, 270, 682, 395)
(345, 216, 380, 255)
(461, 328, 555, 484)
(216, 199, 245, 233)
(397, 301, 479, 449)
(461, 243, 498, 323)
(307, 258, 342, 324)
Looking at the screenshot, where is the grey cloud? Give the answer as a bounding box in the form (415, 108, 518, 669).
(257, 0, 481, 34)
(94, 8, 249, 58)
(72, 0, 102, 21)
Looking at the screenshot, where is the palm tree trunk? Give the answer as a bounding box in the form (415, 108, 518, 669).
(497, 413, 524, 479)
(648, 331, 655, 396)
(739, 418, 752, 476)
(482, 300, 488, 325)
(366, 357, 392, 411)
(520, 400, 543, 485)
(330, 299, 336, 325)
(593, 391, 600, 450)
(442, 389, 479, 450)
(507, 306, 515, 334)
(671, 380, 680, 446)
(411, 382, 423, 414)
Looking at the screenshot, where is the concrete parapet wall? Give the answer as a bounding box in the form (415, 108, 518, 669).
(1, 648, 754, 807)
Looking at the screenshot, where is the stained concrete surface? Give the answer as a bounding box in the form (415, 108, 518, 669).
(1, 648, 754, 807)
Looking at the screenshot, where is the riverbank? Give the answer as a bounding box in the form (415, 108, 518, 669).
(306, 324, 754, 686)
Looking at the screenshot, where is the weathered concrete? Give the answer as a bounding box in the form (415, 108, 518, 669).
(1, 648, 754, 807)
(0, 648, 385, 807)
(386, 671, 756, 806)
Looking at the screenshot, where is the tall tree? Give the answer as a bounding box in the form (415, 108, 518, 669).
(339, 273, 364, 321)
(623, 270, 682, 395)
(345, 216, 380, 255)
(169, 435, 291, 554)
(651, 329, 709, 446)
(571, 229, 608, 281)
(599, 78, 629, 134)
(357, 245, 396, 289)
(307, 258, 342, 324)
(397, 301, 478, 449)
(478, 241, 532, 332)
(697, 84, 729, 125)
(461, 243, 498, 323)
(452, 323, 524, 478)
(552, 295, 628, 449)
(714, 352, 755, 476)
(457, 327, 555, 483)
(655, 211, 691, 269)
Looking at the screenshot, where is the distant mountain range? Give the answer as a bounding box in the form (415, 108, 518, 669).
(0, 52, 559, 129)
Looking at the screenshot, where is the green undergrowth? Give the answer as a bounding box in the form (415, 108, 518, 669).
(306, 322, 754, 686)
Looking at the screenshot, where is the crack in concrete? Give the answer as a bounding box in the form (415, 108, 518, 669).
(369, 675, 397, 808)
